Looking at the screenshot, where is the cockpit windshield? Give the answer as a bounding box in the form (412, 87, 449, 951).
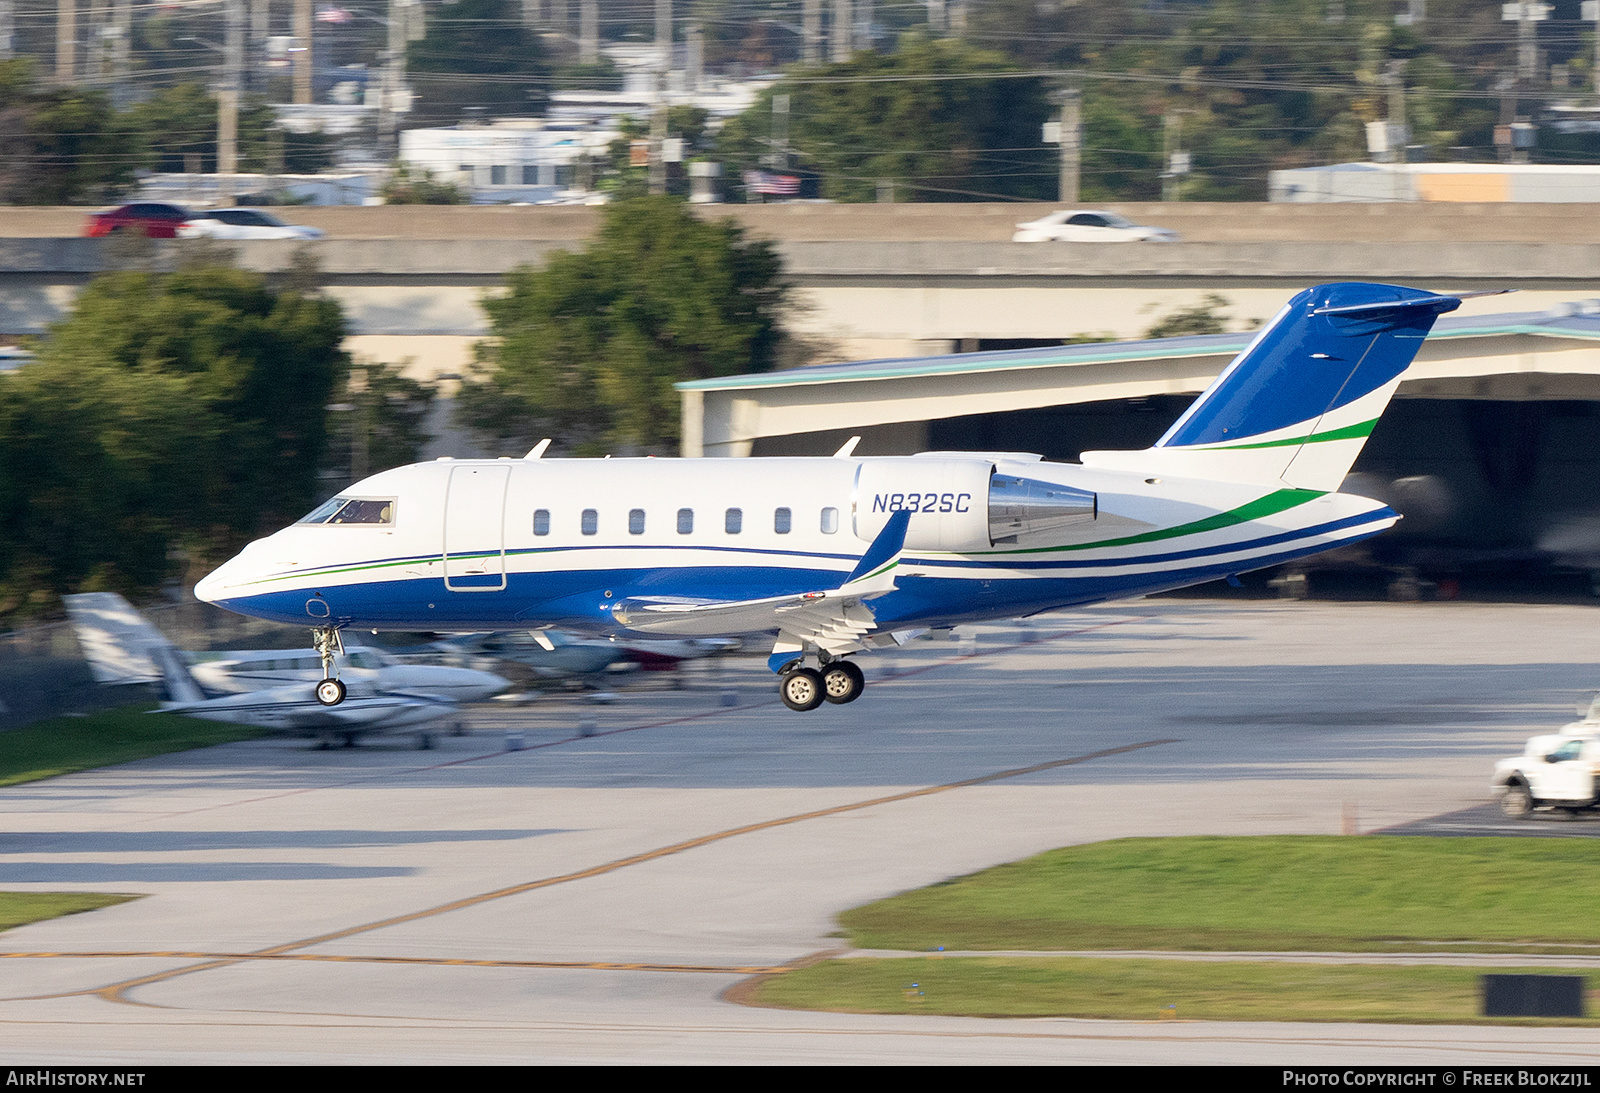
(298, 497, 395, 525)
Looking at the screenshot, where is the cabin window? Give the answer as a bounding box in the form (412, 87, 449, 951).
(629, 508, 646, 535)
(725, 507, 743, 534)
(581, 509, 598, 535)
(677, 508, 694, 534)
(820, 507, 838, 534)
(774, 507, 792, 534)
(533, 509, 550, 536)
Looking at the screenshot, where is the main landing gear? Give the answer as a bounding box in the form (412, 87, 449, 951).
(779, 657, 865, 712)
(312, 626, 346, 706)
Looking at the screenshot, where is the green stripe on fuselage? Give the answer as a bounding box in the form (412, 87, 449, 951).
(989, 488, 1324, 556)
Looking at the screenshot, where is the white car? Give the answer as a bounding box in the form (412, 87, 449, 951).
(178, 208, 325, 240)
(1492, 725, 1600, 818)
(1012, 210, 1178, 243)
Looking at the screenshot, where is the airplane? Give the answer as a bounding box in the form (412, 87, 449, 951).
(424, 630, 735, 681)
(195, 281, 1495, 713)
(64, 592, 508, 747)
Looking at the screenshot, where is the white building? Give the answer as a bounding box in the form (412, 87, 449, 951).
(397, 119, 615, 204)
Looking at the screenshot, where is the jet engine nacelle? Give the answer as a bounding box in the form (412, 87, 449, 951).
(854, 458, 1099, 551)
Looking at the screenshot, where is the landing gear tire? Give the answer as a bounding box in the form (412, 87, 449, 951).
(1500, 782, 1533, 820)
(316, 677, 346, 706)
(822, 660, 865, 705)
(780, 667, 825, 712)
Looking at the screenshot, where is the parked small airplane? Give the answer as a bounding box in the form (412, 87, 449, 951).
(64, 593, 508, 748)
(425, 630, 734, 680)
(196, 282, 1500, 712)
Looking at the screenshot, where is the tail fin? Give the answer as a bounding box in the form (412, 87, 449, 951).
(63, 592, 208, 704)
(1080, 282, 1463, 491)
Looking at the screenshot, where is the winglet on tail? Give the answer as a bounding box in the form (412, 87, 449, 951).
(1080, 282, 1473, 492)
(838, 509, 911, 594)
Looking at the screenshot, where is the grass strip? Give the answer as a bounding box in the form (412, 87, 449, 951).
(839, 836, 1600, 952)
(0, 892, 141, 932)
(747, 956, 1600, 1025)
(0, 704, 266, 786)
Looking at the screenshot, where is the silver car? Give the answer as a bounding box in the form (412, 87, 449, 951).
(1012, 209, 1178, 243)
(178, 208, 325, 240)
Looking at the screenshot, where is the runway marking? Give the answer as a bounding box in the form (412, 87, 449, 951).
(0, 951, 788, 974)
(32, 735, 1176, 1007)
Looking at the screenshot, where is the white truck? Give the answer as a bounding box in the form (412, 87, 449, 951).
(1492, 728, 1600, 819)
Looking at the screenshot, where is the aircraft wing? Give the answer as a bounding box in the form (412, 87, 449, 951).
(611, 511, 911, 656)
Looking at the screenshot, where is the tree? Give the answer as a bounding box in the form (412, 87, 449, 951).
(715, 36, 1055, 203)
(0, 263, 350, 617)
(0, 59, 142, 204)
(128, 83, 332, 175)
(381, 163, 469, 205)
(460, 196, 789, 455)
(405, 0, 551, 125)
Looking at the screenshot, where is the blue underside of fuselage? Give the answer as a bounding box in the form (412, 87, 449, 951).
(208, 522, 1380, 638)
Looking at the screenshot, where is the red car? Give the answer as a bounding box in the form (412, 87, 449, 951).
(82, 202, 193, 238)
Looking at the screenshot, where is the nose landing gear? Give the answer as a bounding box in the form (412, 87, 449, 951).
(312, 626, 346, 706)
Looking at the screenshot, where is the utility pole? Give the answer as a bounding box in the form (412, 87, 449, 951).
(686, 22, 702, 92)
(56, 0, 76, 84)
(925, 0, 944, 35)
(111, 0, 130, 103)
(1162, 113, 1188, 201)
(249, 0, 270, 94)
(521, 0, 540, 30)
(1057, 88, 1080, 204)
(294, 0, 312, 104)
(0, 0, 12, 59)
(579, 0, 597, 63)
(649, 0, 670, 195)
(1500, 2, 1548, 164)
(1385, 60, 1408, 167)
(856, 0, 872, 52)
(86, 0, 106, 83)
(831, 0, 850, 62)
(219, 0, 245, 203)
(802, 0, 820, 65)
(1584, 1, 1600, 102)
(378, 0, 407, 157)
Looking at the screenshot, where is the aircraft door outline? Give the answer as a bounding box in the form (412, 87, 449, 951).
(444, 465, 510, 591)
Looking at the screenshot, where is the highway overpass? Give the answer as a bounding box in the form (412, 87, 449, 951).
(4, 200, 1600, 376)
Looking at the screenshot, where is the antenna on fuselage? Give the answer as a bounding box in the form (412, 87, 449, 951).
(524, 439, 552, 460)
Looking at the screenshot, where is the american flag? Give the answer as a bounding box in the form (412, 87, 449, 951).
(743, 171, 800, 196)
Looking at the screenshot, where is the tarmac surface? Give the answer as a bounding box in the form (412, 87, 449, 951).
(3, 600, 1600, 1064)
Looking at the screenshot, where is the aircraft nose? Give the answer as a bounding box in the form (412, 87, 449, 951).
(194, 564, 227, 605)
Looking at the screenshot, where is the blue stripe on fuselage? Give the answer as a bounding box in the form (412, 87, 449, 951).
(208, 509, 1391, 635)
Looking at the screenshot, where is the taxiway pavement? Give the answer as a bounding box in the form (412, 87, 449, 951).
(2, 600, 1598, 1064)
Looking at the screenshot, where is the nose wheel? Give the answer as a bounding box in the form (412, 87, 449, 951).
(312, 626, 346, 706)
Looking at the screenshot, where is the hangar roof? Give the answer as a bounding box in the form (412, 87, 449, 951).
(677, 307, 1600, 394)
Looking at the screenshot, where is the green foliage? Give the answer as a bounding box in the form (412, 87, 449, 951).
(1144, 294, 1234, 339)
(838, 836, 1600, 953)
(602, 107, 712, 200)
(0, 892, 141, 932)
(0, 264, 349, 612)
(126, 84, 334, 176)
(750, 956, 1591, 1025)
(325, 361, 438, 481)
(406, 0, 551, 124)
(461, 196, 789, 454)
(381, 163, 469, 205)
(0, 703, 266, 786)
(716, 36, 1055, 202)
(0, 59, 143, 204)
